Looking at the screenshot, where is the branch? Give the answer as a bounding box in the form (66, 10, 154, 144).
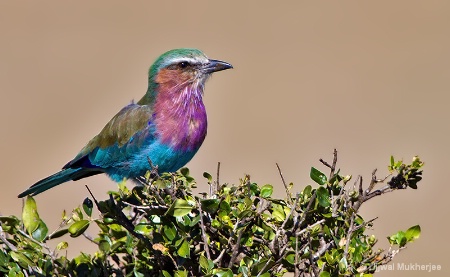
(216, 161, 221, 194)
(228, 228, 244, 267)
(276, 163, 293, 204)
(319, 149, 338, 179)
(295, 219, 325, 237)
(197, 201, 211, 260)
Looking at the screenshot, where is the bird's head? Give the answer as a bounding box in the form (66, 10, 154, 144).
(146, 48, 232, 98)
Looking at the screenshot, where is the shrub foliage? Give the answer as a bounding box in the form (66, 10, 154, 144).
(0, 152, 423, 276)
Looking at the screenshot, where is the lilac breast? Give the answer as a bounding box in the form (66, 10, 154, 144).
(153, 85, 208, 152)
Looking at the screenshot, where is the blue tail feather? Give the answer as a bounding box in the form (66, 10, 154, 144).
(18, 168, 100, 197)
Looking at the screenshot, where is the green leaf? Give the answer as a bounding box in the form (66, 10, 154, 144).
(220, 201, 231, 213)
(174, 270, 188, 277)
(405, 225, 421, 242)
(260, 184, 273, 198)
(388, 231, 407, 246)
(249, 183, 259, 196)
(176, 239, 190, 258)
(201, 199, 220, 213)
(325, 250, 335, 264)
(163, 223, 177, 241)
(319, 272, 331, 277)
(285, 253, 295, 264)
(73, 252, 91, 264)
(238, 209, 254, 219)
(199, 254, 214, 273)
(133, 267, 145, 277)
(251, 258, 274, 275)
(162, 270, 172, 277)
(22, 196, 40, 234)
(176, 215, 192, 228)
(99, 239, 111, 253)
(310, 167, 327, 185)
(180, 167, 190, 176)
(199, 254, 208, 270)
(154, 179, 170, 189)
(316, 186, 330, 207)
(302, 185, 312, 201)
(134, 224, 151, 235)
(0, 216, 20, 226)
(339, 257, 348, 273)
(82, 198, 93, 217)
(211, 219, 221, 228)
(329, 172, 343, 185)
(190, 214, 201, 227)
(272, 205, 286, 222)
(166, 199, 193, 217)
(10, 252, 35, 268)
(68, 220, 90, 237)
(212, 268, 233, 277)
(56, 241, 68, 251)
(31, 219, 48, 242)
(203, 172, 213, 182)
(48, 228, 69, 239)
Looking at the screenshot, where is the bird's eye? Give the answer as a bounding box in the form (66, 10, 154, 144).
(178, 62, 190, 69)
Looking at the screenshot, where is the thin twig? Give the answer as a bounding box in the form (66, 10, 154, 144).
(319, 149, 338, 179)
(319, 159, 332, 169)
(358, 175, 364, 198)
(281, 193, 299, 230)
(270, 195, 300, 257)
(256, 256, 273, 277)
(18, 229, 56, 261)
(330, 149, 338, 178)
(294, 234, 299, 277)
(308, 235, 319, 276)
(85, 185, 100, 208)
(295, 219, 325, 237)
(122, 201, 167, 211)
(352, 217, 378, 233)
(216, 161, 221, 194)
(367, 169, 378, 193)
(213, 249, 227, 265)
(312, 238, 333, 261)
(146, 157, 160, 178)
(213, 218, 243, 266)
(82, 233, 98, 245)
(197, 201, 211, 260)
(365, 185, 394, 201)
(47, 217, 71, 240)
(332, 179, 348, 217)
(276, 163, 293, 204)
(344, 213, 355, 259)
(297, 191, 317, 229)
(228, 228, 244, 267)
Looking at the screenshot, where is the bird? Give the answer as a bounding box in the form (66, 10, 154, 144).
(18, 48, 232, 198)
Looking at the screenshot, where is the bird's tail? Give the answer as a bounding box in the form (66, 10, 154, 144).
(18, 168, 98, 198)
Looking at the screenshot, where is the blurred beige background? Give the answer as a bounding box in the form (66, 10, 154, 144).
(1, 1, 449, 276)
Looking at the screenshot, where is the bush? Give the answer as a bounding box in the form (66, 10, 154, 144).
(0, 152, 423, 276)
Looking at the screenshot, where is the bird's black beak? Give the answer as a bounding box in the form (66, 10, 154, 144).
(203, 59, 233, 74)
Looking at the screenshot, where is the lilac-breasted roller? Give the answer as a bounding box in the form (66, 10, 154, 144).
(18, 48, 232, 197)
